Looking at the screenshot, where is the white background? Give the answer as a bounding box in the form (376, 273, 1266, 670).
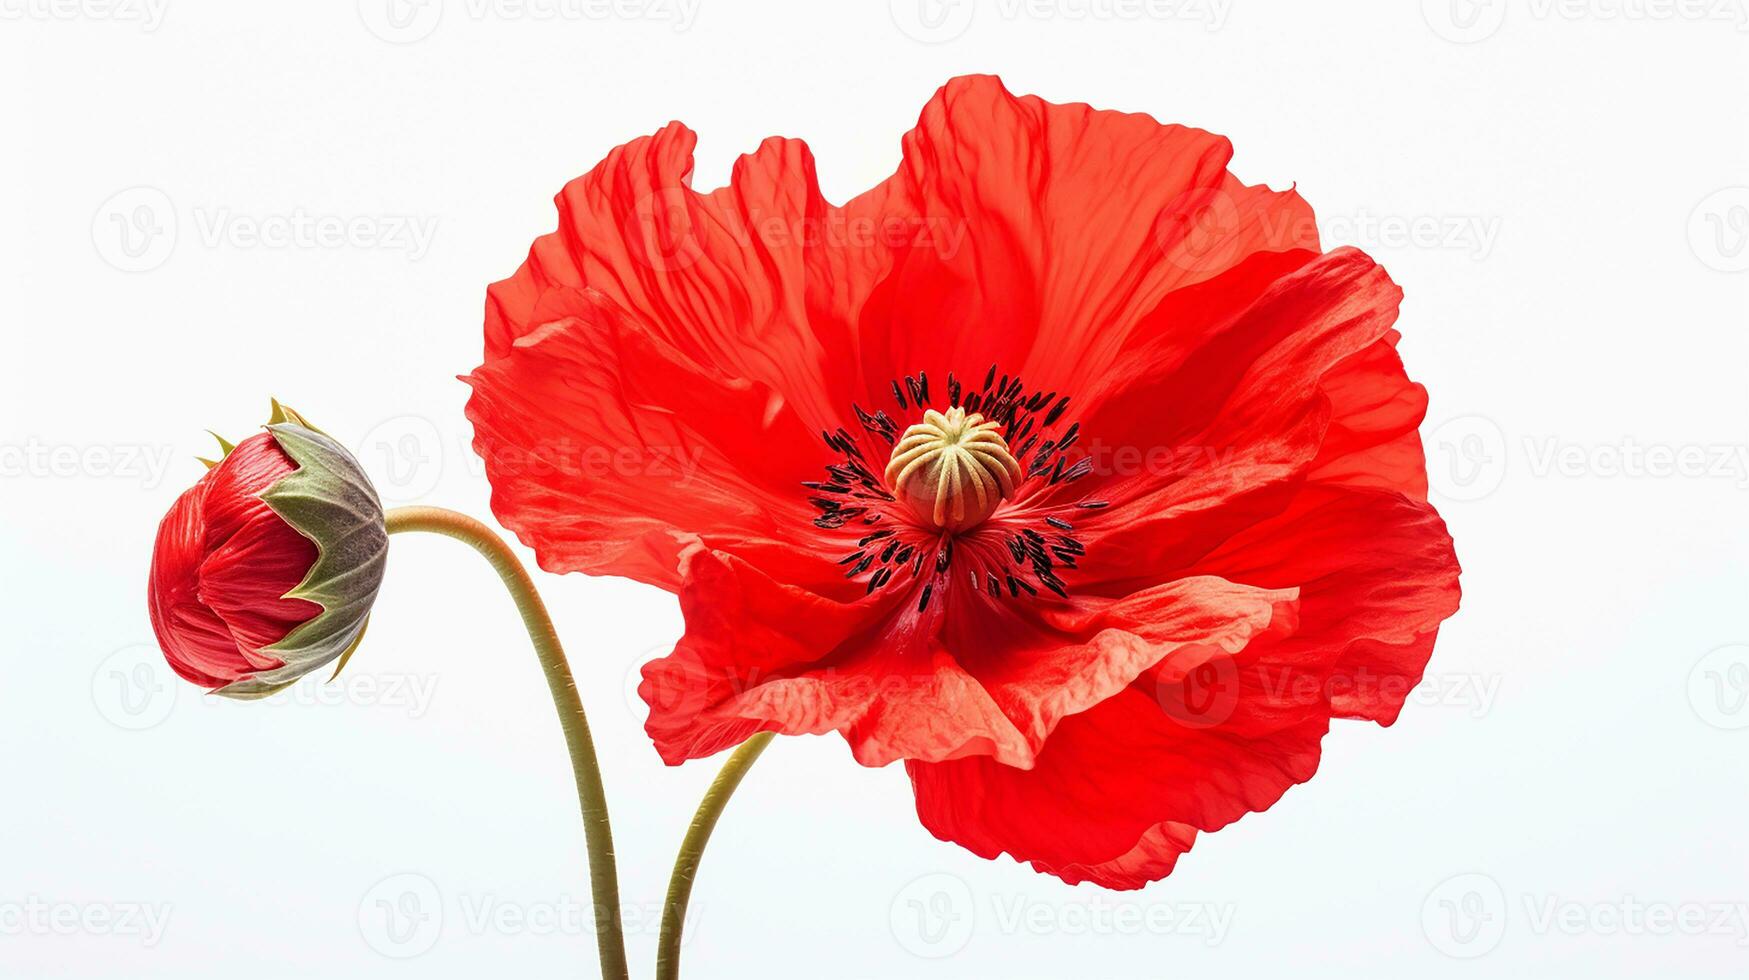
(4, 1, 1747, 977)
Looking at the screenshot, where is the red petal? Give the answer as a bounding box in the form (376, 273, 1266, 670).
(1191, 486, 1461, 726)
(1307, 331, 1430, 499)
(1033, 822, 1200, 891)
(467, 290, 851, 594)
(640, 545, 885, 763)
(906, 486, 1456, 886)
(907, 686, 1328, 885)
(644, 545, 1032, 767)
(1069, 248, 1406, 592)
(148, 433, 317, 686)
(644, 539, 1298, 769)
(847, 75, 1316, 398)
(149, 484, 249, 687)
(939, 575, 1297, 767)
(484, 126, 869, 434)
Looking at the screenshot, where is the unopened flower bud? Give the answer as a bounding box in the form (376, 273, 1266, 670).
(147, 402, 387, 699)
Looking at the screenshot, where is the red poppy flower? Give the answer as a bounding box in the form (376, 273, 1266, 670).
(465, 75, 1461, 889)
(148, 404, 388, 699)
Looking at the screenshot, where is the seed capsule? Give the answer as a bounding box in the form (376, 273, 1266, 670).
(883, 407, 1022, 531)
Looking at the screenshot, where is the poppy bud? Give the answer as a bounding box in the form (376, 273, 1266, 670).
(147, 401, 388, 699)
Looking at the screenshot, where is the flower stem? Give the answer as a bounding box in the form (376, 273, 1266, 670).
(655, 731, 775, 980)
(384, 506, 628, 980)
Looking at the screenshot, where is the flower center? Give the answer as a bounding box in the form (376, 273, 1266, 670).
(883, 407, 1022, 531)
(803, 365, 1105, 609)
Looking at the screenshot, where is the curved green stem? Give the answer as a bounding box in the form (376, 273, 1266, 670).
(385, 506, 628, 980)
(655, 731, 775, 980)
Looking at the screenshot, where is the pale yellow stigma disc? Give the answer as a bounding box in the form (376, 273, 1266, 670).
(883, 407, 1023, 531)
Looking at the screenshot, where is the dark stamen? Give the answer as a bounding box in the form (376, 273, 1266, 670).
(1044, 396, 1070, 426)
(867, 567, 893, 593)
(835, 428, 865, 461)
(1037, 570, 1067, 598)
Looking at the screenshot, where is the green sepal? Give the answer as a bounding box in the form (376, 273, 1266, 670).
(326, 615, 371, 682)
(196, 431, 237, 470)
(268, 397, 325, 435)
(212, 419, 387, 700)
